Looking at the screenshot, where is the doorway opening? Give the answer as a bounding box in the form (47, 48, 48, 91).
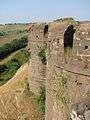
(64, 25, 75, 49)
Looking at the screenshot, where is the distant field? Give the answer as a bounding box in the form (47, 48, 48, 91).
(0, 23, 30, 45)
(0, 23, 30, 86)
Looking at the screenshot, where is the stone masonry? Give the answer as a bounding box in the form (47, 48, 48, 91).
(28, 23, 47, 95)
(28, 18, 90, 120)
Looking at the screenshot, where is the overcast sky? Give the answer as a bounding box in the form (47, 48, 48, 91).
(0, 0, 90, 24)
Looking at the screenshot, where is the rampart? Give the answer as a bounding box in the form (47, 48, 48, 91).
(28, 18, 90, 120)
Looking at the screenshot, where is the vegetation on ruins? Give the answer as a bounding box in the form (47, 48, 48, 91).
(38, 47, 46, 65)
(56, 73, 70, 119)
(38, 84, 45, 113)
(56, 73, 67, 103)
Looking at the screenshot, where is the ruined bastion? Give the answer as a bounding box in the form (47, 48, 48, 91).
(28, 18, 90, 120)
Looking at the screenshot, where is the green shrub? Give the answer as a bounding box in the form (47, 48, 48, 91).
(17, 29, 28, 34)
(7, 59, 20, 69)
(0, 43, 12, 58)
(0, 59, 20, 81)
(38, 48, 46, 65)
(0, 31, 8, 36)
(38, 85, 45, 113)
(0, 48, 29, 85)
(0, 65, 7, 73)
(0, 35, 28, 59)
(12, 49, 30, 65)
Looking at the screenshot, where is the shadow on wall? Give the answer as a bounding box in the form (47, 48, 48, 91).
(44, 24, 48, 35)
(64, 25, 76, 49)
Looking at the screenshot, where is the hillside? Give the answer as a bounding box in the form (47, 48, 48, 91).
(0, 47, 29, 86)
(0, 23, 30, 46)
(0, 63, 44, 120)
(0, 23, 45, 120)
(0, 24, 30, 86)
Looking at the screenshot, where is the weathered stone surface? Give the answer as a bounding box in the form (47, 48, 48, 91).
(84, 110, 90, 120)
(28, 23, 47, 95)
(28, 19, 90, 120)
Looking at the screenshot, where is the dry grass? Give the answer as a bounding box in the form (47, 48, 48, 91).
(0, 24, 30, 46)
(0, 63, 44, 120)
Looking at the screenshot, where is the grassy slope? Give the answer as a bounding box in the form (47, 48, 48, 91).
(0, 48, 29, 86)
(0, 23, 30, 85)
(0, 63, 44, 120)
(0, 24, 44, 120)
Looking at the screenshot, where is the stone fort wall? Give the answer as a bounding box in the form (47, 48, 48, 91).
(28, 18, 90, 120)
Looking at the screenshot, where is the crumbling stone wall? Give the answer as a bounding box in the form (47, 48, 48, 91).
(28, 19, 90, 120)
(28, 23, 47, 95)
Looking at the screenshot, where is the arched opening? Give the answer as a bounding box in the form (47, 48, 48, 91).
(64, 25, 75, 49)
(44, 24, 48, 35)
